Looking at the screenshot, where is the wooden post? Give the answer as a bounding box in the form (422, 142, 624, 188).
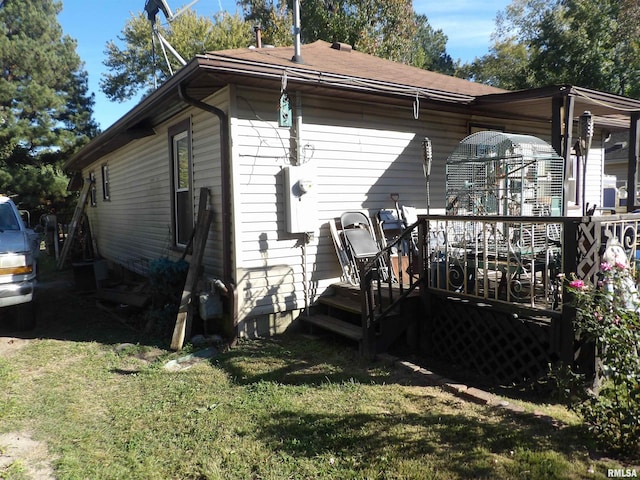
(558, 218, 579, 365)
(627, 111, 640, 211)
(171, 188, 213, 350)
(562, 95, 575, 216)
(418, 217, 433, 352)
(360, 263, 376, 360)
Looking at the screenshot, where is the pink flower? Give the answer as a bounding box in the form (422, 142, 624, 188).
(569, 279, 585, 289)
(594, 312, 604, 321)
(615, 261, 627, 270)
(600, 262, 612, 272)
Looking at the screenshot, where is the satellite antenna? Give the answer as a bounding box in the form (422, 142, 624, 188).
(144, 0, 200, 88)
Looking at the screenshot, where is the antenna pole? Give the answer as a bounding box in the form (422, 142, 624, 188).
(150, 21, 158, 90)
(157, 31, 187, 66)
(291, 0, 303, 63)
(172, 0, 201, 20)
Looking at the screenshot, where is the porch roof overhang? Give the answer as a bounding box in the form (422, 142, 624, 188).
(472, 85, 640, 131)
(66, 43, 640, 171)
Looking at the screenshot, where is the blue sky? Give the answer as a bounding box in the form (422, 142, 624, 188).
(57, 0, 511, 130)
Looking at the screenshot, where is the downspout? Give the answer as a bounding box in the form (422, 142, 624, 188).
(178, 83, 237, 342)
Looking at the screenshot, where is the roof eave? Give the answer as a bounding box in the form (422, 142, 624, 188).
(66, 53, 486, 171)
(65, 57, 206, 171)
(197, 53, 478, 105)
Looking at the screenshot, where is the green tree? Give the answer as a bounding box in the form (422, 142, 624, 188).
(101, 11, 253, 102)
(528, 0, 640, 96)
(240, 0, 433, 67)
(464, 0, 640, 96)
(0, 0, 98, 213)
(410, 14, 455, 75)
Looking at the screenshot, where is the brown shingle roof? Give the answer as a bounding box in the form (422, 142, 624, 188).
(205, 40, 505, 98)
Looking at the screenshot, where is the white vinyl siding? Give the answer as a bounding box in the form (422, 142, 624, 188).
(83, 132, 172, 274)
(82, 88, 230, 278)
(80, 81, 573, 337)
(231, 87, 469, 324)
(191, 91, 227, 276)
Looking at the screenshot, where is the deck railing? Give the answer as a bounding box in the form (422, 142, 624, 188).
(358, 212, 640, 361)
(359, 219, 426, 358)
(421, 214, 569, 315)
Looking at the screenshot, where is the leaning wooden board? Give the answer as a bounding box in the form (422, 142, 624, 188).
(170, 188, 213, 350)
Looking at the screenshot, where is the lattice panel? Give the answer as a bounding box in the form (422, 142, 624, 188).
(577, 221, 600, 282)
(428, 297, 556, 387)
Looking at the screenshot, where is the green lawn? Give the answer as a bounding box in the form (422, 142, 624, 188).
(0, 266, 636, 479)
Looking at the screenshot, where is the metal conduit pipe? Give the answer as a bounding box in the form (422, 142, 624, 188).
(178, 83, 237, 342)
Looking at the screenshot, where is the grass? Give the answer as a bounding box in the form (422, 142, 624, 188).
(0, 260, 637, 479)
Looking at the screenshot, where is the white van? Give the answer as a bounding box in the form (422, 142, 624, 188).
(0, 196, 39, 329)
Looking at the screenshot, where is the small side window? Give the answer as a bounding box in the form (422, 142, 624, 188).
(89, 172, 97, 207)
(169, 119, 193, 248)
(102, 164, 110, 201)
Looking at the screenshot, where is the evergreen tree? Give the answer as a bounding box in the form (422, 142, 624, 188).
(0, 0, 98, 213)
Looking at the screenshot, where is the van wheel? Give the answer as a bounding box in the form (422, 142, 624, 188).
(12, 302, 36, 331)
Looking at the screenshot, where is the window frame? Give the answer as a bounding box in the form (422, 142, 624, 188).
(89, 172, 97, 207)
(101, 164, 110, 201)
(168, 118, 193, 249)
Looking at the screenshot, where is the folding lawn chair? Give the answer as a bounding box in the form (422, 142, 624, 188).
(339, 211, 389, 284)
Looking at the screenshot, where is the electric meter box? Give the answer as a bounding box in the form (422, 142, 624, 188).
(284, 164, 317, 233)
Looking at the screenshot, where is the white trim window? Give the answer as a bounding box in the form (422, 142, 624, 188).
(101, 164, 110, 201)
(89, 172, 97, 207)
(169, 120, 193, 248)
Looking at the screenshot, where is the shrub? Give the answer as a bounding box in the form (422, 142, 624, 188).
(144, 257, 189, 342)
(563, 260, 640, 456)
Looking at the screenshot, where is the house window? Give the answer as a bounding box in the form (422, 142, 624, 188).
(169, 119, 193, 248)
(101, 164, 110, 201)
(89, 172, 97, 207)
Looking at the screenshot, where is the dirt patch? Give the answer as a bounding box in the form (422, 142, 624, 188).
(0, 336, 31, 357)
(0, 432, 56, 479)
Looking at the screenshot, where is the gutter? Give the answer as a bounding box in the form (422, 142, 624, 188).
(197, 60, 477, 105)
(178, 83, 237, 342)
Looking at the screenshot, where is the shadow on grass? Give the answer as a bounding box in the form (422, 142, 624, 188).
(253, 407, 589, 479)
(213, 334, 600, 478)
(0, 261, 162, 349)
(216, 333, 411, 386)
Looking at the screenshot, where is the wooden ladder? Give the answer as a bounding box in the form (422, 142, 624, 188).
(57, 179, 93, 269)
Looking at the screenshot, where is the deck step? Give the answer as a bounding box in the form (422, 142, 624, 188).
(317, 295, 362, 314)
(303, 314, 363, 341)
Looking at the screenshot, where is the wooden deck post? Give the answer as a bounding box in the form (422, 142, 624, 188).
(360, 263, 376, 360)
(558, 218, 579, 365)
(627, 112, 640, 211)
(418, 218, 434, 352)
